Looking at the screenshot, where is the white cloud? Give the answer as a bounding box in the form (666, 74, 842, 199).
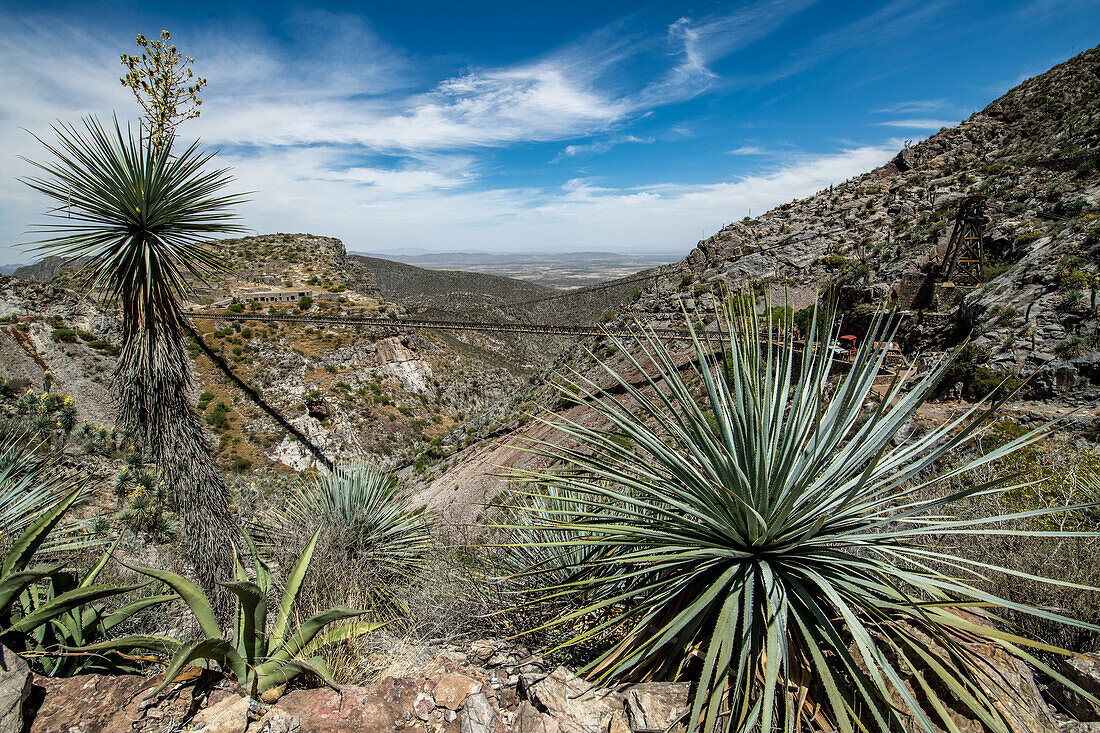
(0, 3, 894, 265)
(877, 118, 955, 130)
(205, 142, 897, 255)
(728, 145, 767, 155)
(873, 99, 950, 114)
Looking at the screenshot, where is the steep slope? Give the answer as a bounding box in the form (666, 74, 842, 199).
(351, 255, 555, 305)
(634, 43, 1100, 403)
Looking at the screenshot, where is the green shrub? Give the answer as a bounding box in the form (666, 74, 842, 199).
(82, 530, 377, 700)
(206, 401, 230, 431)
(50, 328, 77, 343)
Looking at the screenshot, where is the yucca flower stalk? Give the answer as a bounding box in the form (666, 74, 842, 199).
(509, 292, 1100, 733)
(20, 117, 248, 617)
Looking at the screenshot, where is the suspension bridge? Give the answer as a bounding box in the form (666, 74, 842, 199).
(187, 309, 698, 341)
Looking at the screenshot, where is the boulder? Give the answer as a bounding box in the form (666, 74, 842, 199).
(258, 685, 400, 733)
(1047, 654, 1100, 722)
(461, 691, 497, 733)
(525, 666, 623, 733)
(26, 674, 159, 733)
(0, 646, 30, 733)
(623, 683, 691, 733)
(434, 673, 483, 710)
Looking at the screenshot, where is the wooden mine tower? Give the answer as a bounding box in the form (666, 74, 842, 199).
(941, 195, 987, 285)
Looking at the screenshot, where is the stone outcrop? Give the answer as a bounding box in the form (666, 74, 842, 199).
(23, 634, 1093, 733)
(0, 646, 30, 733)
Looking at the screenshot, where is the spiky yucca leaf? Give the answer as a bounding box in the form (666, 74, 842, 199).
(19, 117, 246, 359)
(259, 464, 431, 582)
(511, 293, 1100, 733)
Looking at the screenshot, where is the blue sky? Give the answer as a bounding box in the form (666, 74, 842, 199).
(1, 0, 1098, 264)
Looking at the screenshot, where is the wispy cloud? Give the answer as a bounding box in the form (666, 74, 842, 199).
(873, 99, 949, 114)
(552, 135, 652, 162)
(728, 145, 768, 155)
(877, 118, 955, 129)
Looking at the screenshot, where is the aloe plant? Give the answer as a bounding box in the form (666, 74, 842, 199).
(83, 528, 378, 698)
(511, 293, 1100, 733)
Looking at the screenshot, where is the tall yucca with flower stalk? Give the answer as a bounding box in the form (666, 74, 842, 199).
(510, 292, 1100, 733)
(19, 117, 248, 616)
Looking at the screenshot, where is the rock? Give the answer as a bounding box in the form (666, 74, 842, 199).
(467, 641, 498, 667)
(1047, 654, 1100, 721)
(271, 685, 400, 732)
(460, 692, 496, 733)
(26, 673, 159, 733)
(882, 612, 1059, 733)
(413, 692, 436, 720)
(623, 683, 691, 733)
(525, 667, 624, 733)
(434, 673, 483, 710)
(192, 695, 254, 733)
(516, 701, 560, 733)
(0, 646, 30, 733)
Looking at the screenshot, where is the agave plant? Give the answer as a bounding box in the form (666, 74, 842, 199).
(81, 529, 378, 699)
(510, 293, 1100, 733)
(21, 538, 175, 676)
(0, 483, 153, 665)
(20, 116, 248, 610)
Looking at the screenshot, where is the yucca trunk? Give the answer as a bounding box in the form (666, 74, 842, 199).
(116, 335, 238, 620)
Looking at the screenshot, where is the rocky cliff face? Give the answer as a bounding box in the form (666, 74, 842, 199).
(638, 45, 1100, 403)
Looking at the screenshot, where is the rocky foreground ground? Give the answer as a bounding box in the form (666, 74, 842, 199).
(5, 630, 1098, 733)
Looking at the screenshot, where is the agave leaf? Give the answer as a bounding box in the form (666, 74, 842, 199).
(239, 531, 271, 595)
(7, 582, 145, 635)
(80, 537, 121, 588)
(258, 607, 368, 675)
(257, 655, 337, 694)
(219, 580, 266, 663)
(0, 566, 64, 620)
(148, 638, 246, 698)
(296, 619, 381, 661)
(122, 563, 220, 640)
(268, 527, 321, 654)
(101, 594, 177, 634)
(72, 633, 180, 656)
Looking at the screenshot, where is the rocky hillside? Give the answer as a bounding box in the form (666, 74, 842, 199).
(404, 45, 1100, 519)
(637, 44, 1100, 404)
(1, 234, 622, 475)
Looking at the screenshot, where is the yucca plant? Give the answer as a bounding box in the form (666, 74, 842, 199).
(509, 293, 1100, 733)
(498, 485, 601, 593)
(81, 529, 378, 699)
(0, 436, 96, 555)
(20, 117, 248, 612)
(257, 464, 431, 608)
